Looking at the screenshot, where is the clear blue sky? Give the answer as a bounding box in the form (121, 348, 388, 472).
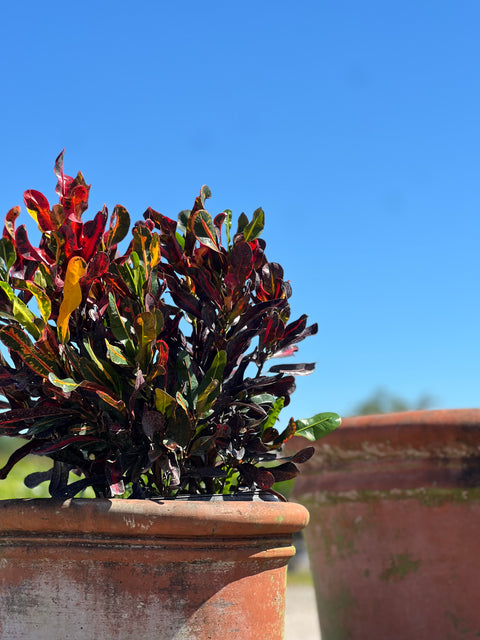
(1, 1, 479, 419)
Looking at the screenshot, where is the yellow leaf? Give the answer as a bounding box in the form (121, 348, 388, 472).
(57, 256, 87, 343)
(150, 233, 160, 268)
(26, 207, 39, 227)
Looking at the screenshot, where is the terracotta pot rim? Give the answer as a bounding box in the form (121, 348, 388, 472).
(291, 409, 480, 493)
(340, 408, 480, 430)
(312, 408, 480, 453)
(0, 497, 309, 538)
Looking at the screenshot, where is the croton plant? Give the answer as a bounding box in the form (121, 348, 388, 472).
(0, 152, 339, 499)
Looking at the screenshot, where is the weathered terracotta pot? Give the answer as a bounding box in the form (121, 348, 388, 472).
(290, 409, 480, 640)
(0, 497, 309, 639)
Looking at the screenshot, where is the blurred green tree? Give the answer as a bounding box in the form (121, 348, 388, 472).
(351, 388, 435, 416)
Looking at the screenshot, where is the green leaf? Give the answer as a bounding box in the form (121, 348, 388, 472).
(0, 237, 16, 273)
(164, 393, 194, 448)
(251, 393, 276, 405)
(107, 293, 136, 357)
(191, 210, 220, 252)
(242, 207, 265, 242)
(83, 339, 119, 388)
(236, 212, 249, 234)
(196, 350, 227, 415)
(48, 373, 80, 394)
(199, 185, 212, 207)
(224, 209, 233, 247)
(94, 389, 126, 412)
(0, 325, 54, 378)
(25, 281, 51, 325)
(107, 205, 131, 247)
(261, 397, 285, 434)
(67, 347, 118, 390)
(175, 391, 190, 416)
(294, 412, 341, 441)
(177, 210, 190, 235)
(189, 434, 216, 455)
(154, 388, 176, 416)
(35, 263, 52, 290)
(105, 339, 130, 366)
(0, 281, 41, 339)
(196, 379, 219, 417)
(134, 309, 164, 367)
(176, 351, 198, 409)
(129, 251, 146, 298)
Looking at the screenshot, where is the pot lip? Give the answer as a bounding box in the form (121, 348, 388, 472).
(0, 497, 310, 538)
(340, 408, 480, 430)
(284, 409, 480, 471)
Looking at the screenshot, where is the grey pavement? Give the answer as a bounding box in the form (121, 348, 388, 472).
(285, 583, 321, 640)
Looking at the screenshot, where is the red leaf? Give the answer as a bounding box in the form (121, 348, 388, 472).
(23, 189, 53, 232)
(213, 212, 227, 244)
(82, 252, 110, 291)
(54, 149, 74, 200)
(54, 152, 90, 219)
(62, 219, 83, 260)
(230, 240, 254, 285)
(261, 313, 284, 347)
(156, 339, 169, 367)
(15, 225, 53, 265)
(82, 207, 108, 261)
(3, 206, 20, 240)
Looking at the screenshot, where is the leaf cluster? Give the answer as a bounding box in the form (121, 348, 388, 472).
(0, 152, 340, 499)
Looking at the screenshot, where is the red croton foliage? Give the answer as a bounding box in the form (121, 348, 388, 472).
(0, 153, 339, 499)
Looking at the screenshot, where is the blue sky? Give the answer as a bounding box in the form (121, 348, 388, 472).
(1, 1, 479, 420)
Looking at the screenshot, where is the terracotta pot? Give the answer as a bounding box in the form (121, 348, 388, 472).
(0, 497, 309, 639)
(290, 409, 480, 640)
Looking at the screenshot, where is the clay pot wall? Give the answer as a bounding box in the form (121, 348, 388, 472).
(0, 498, 309, 640)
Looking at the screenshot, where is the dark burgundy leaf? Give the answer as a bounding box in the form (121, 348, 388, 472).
(261, 427, 279, 442)
(278, 322, 318, 351)
(0, 439, 48, 479)
(230, 240, 254, 285)
(279, 446, 315, 464)
(0, 405, 76, 426)
(24, 469, 53, 488)
(213, 212, 227, 244)
(269, 461, 299, 482)
(268, 362, 316, 376)
(261, 313, 284, 348)
(143, 207, 176, 233)
(244, 375, 296, 402)
(48, 460, 71, 497)
(239, 463, 275, 490)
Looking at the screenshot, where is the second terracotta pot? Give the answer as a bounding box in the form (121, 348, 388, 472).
(291, 409, 480, 640)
